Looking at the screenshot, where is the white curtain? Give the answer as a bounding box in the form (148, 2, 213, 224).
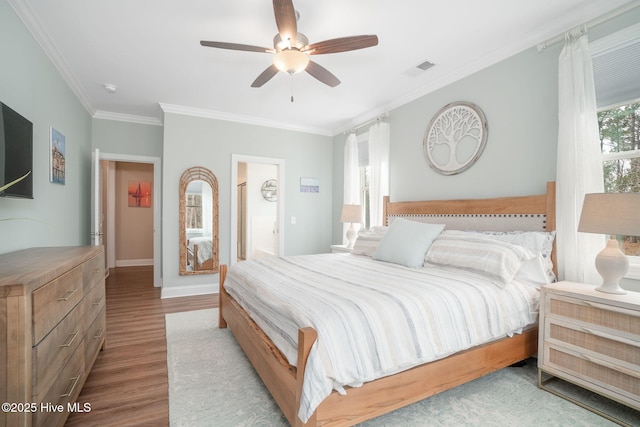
(202, 183, 213, 236)
(344, 133, 360, 204)
(343, 132, 360, 242)
(556, 31, 605, 285)
(368, 122, 390, 227)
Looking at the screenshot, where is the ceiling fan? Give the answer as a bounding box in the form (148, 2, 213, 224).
(200, 0, 378, 88)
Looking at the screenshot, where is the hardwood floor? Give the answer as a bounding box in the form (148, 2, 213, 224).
(65, 266, 218, 427)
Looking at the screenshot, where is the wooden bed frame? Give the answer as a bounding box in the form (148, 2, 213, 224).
(219, 182, 556, 426)
(188, 242, 214, 271)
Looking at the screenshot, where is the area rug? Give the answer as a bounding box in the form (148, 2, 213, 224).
(166, 309, 636, 426)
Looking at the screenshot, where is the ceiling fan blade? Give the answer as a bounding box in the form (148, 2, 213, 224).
(200, 40, 273, 53)
(306, 60, 340, 87)
(302, 35, 378, 55)
(272, 0, 297, 44)
(251, 64, 279, 88)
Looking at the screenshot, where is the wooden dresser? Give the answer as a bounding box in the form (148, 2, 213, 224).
(538, 280, 640, 424)
(0, 246, 106, 427)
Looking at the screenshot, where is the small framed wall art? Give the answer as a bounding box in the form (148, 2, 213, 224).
(50, 127, 66, 185)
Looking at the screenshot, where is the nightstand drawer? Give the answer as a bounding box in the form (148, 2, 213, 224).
(547, 322, 640, 368)
(547, 345, 640, 408)
(548, 294, 640, 336)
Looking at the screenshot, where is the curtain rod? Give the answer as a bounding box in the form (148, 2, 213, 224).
(537, 0, 640, 52)
(344, 112, 389, 135)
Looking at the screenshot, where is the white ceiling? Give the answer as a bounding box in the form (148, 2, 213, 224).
(9, 0, 635, 135)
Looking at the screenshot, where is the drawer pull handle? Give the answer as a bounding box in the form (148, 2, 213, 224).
(93, 298, 103, 306)
(58, 289, 78, 302)
(90, 268, 101, 276)
(60, 374, 81, 398)
(582, 353, 640, 380)
(95, 328, 105, 339)
(582, 327, 640, 348)
(60, 331, 79, 348)
(582, 300, 640, 318)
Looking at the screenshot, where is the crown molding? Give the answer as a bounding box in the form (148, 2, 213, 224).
(7, 0, 95, 116)
(159, 103, 332, 136)
(93, 111, 163, 126)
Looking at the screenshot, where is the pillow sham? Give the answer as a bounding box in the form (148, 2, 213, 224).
(443, 230, 556, 282)
(425, 234, 536, 288)
(372, 218, 444, 268)
(514, 253, 550, 289)
(351, 227, 389, 257)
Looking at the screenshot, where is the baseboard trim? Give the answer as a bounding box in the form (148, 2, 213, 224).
(115, 259, 153, 267)
(161, 283, 218, 299)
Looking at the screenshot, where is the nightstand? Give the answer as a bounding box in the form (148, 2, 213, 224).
(331, 244, 352, 254)
(538, 281, 640, 425)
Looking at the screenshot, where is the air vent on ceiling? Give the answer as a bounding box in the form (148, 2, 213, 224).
(416, 60, 435, 71)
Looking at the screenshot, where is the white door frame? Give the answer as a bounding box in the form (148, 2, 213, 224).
(230, 154, 285, 266)
(99, 152, 162, 287)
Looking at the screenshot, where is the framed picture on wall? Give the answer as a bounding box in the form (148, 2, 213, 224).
(300, 177, 319, 193)
(128, 180, 151, 207)
(50, 127, 66, 185)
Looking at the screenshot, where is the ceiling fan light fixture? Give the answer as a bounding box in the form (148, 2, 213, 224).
(273, 48, 309, 74)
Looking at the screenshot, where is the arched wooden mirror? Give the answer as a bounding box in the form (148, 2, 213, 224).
(179, 166, 219, 275)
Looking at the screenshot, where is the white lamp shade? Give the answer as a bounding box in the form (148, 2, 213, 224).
(578, 193, 640, 237)
(341, 204, 362, 223)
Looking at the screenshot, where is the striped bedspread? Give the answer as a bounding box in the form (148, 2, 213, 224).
(224, 253, 539, 422)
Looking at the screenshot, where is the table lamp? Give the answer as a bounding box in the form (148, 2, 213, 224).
(578, 193, 640, 294)
(341, 204, 362, 249)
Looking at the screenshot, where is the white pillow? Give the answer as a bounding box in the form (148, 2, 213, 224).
(372, 218, 444, 268)
(425, 234, 536, 288)
(514, 254, 550, 289)
(351, 227, 389, 256)
(443, 230, 556, 282)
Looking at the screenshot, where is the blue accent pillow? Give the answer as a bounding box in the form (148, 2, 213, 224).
(372, 218, 445, 268)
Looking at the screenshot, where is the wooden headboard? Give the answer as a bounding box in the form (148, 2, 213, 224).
(383, 181, 557, 271)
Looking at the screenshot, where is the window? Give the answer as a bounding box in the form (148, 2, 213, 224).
(185, 192, 202, 229)
(592, 23, 640, 277)
(598, 102, 640, 257)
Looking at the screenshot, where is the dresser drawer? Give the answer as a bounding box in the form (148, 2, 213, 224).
(85, 307, 106, 368)
(83, 253, 104, 293)
(32, 344, 85, 427)
(32, 266, 84, 345)
(32, 302, 84, 401)
(83, 281, 105, 327)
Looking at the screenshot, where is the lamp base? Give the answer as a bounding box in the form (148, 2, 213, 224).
(345, 223, 356, 249)
(594, 238, 628, 295)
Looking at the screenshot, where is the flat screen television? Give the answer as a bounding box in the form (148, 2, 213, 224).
(0, 102, 33, 198)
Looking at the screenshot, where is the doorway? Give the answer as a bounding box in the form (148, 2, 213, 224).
(92, 151, 162, 287)
(230, 154, 285, 266)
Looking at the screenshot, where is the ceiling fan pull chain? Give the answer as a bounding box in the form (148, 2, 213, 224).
(290, 74, 295, 103)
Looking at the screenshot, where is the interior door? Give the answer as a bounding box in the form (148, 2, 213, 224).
(90, 148, 102, 246)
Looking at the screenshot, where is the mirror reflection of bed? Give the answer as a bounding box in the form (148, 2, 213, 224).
(179, 166, 219, 275)
(186, 236, 213, 271)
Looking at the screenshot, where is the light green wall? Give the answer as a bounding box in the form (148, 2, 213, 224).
(331, 6, 640, 291)
(162, 113, 333, 289)
(91, 119, 163, 157)
(0, 1, 92, 255)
